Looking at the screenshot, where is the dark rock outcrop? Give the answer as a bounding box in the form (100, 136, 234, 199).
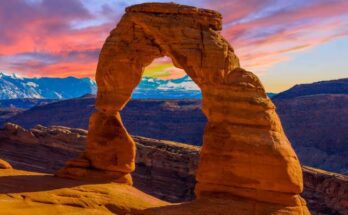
(0, 108, 22, 124)
(4, 96, 95, 130)
(0, 98, 57, 109)
(302, 166, 348, 215)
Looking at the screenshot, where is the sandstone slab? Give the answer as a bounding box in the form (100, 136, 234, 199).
(0, 169, 168, 215)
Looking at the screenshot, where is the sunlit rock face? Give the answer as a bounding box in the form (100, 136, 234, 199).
(0, 159, 12, 169)
(57, 2, 309, 214)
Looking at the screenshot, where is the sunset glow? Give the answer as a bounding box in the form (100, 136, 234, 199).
(0, 0, 347, 92)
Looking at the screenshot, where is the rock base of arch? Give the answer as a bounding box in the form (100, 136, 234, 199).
(56, 154, 132, 184)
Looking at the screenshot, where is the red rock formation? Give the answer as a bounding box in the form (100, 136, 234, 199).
(0, 159, 11, 169)
(57, 2, 309, 214)
(0, 169, 168, 214)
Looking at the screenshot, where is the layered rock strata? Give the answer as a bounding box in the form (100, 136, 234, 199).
(56, 2, 308, 213)
(302, 166, 348, 215)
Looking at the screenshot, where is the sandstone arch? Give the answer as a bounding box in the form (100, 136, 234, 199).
(57, 3, 309, 213)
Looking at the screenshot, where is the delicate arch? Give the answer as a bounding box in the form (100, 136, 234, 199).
(57, 3, 308, 212)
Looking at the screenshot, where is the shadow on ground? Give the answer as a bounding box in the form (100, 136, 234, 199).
(0, 171, 105, 194)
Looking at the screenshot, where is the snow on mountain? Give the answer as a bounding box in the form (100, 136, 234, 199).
(0, 72, 96, 99)
(0, 72, 275, 100)
(0, 72, 201, 100)
(132, 75, 275, 99)
(132, 75, 202, 99)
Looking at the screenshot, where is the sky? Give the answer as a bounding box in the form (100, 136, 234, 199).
(0, 0, 347, 92)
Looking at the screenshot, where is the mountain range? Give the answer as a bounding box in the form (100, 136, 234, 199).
(0, 73, 278, 100)
(0, 73, 203, 100)
(273, 78, 348, 99)
(0, 72, 96, 99)
(132, 76, 202, 99)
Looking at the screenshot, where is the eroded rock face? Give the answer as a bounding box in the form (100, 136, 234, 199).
(57, 2, 309, 213)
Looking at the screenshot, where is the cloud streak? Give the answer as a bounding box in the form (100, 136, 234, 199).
(0, 0, 347, 78)
(217, 0, 348, 72)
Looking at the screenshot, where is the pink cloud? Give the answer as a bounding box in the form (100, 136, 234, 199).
(0, 0, 347, 78)
(0, 0, 113, 77)
(217, 0, 348, 72)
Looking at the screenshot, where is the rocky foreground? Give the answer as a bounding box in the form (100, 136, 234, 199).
(2, 168, 318, 215)
(0, 168, 168, 215)
(0, 123, 347, 214)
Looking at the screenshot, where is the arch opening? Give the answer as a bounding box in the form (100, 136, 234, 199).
(132, 56, 201, 99)
(123, 56, 205, 146)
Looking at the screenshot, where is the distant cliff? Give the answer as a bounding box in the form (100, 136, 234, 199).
(274, 94, 348, 173)
(4, 97, 206, 145)
(273, 78, 348, 100)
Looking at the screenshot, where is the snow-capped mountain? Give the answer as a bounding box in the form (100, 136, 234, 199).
(0, 73, 275, 100)
(0, 73, 201, 100)
(0, 72, 96, 99)
(132, 75, 202, 99)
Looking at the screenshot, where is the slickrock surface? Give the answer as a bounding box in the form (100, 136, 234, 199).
(5, 168, 338, 215)
(2, 123, 347, 213)
(54, 2, 308, 213)
(0, 169, 168, 215)
(1, 168, 346, 215)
